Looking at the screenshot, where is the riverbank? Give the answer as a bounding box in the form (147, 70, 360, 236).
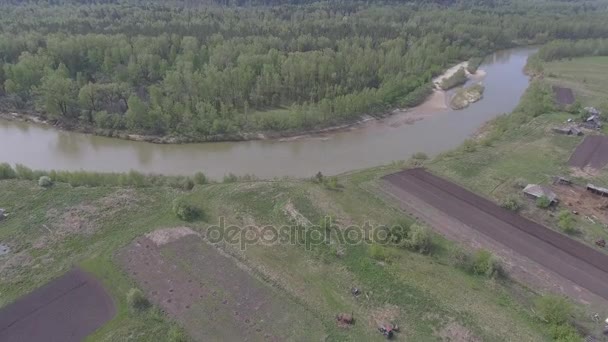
(0, 61, 486, 145)
(0, 48, 533, 179)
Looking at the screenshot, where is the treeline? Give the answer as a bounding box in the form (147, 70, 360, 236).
(0, 1, 607, 140)
(536, 38, 608, 61)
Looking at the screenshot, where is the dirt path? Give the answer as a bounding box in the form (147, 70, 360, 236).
(381, 168, 608, 305)
(0, 268, 115, 342)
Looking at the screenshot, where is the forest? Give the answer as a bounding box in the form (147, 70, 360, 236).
(1, 0, 608, 140)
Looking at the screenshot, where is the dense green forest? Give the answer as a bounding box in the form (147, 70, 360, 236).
(0, 0, 608, 140)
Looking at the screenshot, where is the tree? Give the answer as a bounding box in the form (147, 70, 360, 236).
(78, 82, 100, 123)
(36, 66, 78, 120)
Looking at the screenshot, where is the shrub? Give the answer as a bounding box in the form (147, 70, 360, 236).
(127, 288, 150, 312)
(388, 221, 411, 245)
(558, 210, 576, 234)
(314, 171, 324, 184)
(500, 197, 521, 211)
(0, 163, 16, 179)
(15, 164, 34, 180)
(181, 177, 195, 191)
(472, 249, 502, 278)
(536, 196, 552, 209)
(449, 246, 473, 272)
(38, 176, 53, 188)
(412, 152, 428, 160)
(172, 198, 200, 221)
(193, 172, 207, 185)
(223, 173, 238, 183)
(547, 323, 579, 341)
(534, 295, 572, 325)
(404, 224, 432, 254)
(324, 176, 340, 190)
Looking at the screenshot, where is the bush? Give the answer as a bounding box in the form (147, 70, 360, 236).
(472, 249, 502, 278)
(412, 152, 428, 160)
(38, 176, 53, 188)
(558, 210, 576, 234)
(223, 173, 238, 183)
(181, 177, 195, 191)
(15, 164, 34, 180)
(193, 172, 207, 185)
(449, 246, 473, 272)
(0, 163, 16, 179)
(388, 221, 411, 245)
(324, 176, 340, 190)
(127, 288, 150, 312)
(536, 196, 552, 209)
(172, 198, 201, 221)
(404, 224, 432, 254)
(534, 295, 572, 325)
(547, 323, 580, 341)
(500, 197, 521, 211)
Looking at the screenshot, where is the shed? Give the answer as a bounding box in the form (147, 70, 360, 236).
(587, 184, 608, 197)
(552, 126, 583, 136)
(582, 114, 602, 129)
(523, 184, 558, 203)
(553, 176, 572, 185)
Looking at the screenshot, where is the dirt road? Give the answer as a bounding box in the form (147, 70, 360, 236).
(382, 168, 608, 301)
(0, 268, 115, 342)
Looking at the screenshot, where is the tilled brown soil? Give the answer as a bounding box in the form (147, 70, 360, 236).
(383, 168, 608, 301)
(552, 86, 575, 106)
(118, 228, 325, 341)
(0, 268, 115, 342)
(568, 135, 608, 170)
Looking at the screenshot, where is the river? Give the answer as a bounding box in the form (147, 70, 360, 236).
(0, 48, 533, 179)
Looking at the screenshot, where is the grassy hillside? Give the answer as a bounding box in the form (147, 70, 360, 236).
(0, 165, 557, 341)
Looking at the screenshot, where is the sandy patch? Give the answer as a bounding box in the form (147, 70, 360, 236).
(385, 90, 448, 128)
(283, 200, 311, 227)
(433, 62, 469, 85)
(145, 227, 199, 247)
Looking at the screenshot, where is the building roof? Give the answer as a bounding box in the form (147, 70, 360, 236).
(523, 184, 558, 202)
(587, 184, 608, 194)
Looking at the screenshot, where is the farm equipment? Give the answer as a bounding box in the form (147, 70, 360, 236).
(336, 313, 354, 327)
(378, 324, 399, 339)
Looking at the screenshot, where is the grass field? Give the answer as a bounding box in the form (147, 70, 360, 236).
(4, 56, 608, 342)
(0, 165, 559, 341)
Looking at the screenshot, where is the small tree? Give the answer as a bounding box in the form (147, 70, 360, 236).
(558, 210, 576, 234)
(193, 172, 207, 185)
(38, 176, 53, 188)
(181, 177, 195, 191)
(472, 249, 502, 278)
(500, 197, 521, 211)
(404, 224, 432, 254)
(534, 295, 572, 325)
(172, 198, 200, 221)
(127, 288, 150, 312)
(536, 196, 552, 209)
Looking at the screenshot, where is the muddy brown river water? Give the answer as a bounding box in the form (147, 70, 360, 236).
(0, 48, 534, 179)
